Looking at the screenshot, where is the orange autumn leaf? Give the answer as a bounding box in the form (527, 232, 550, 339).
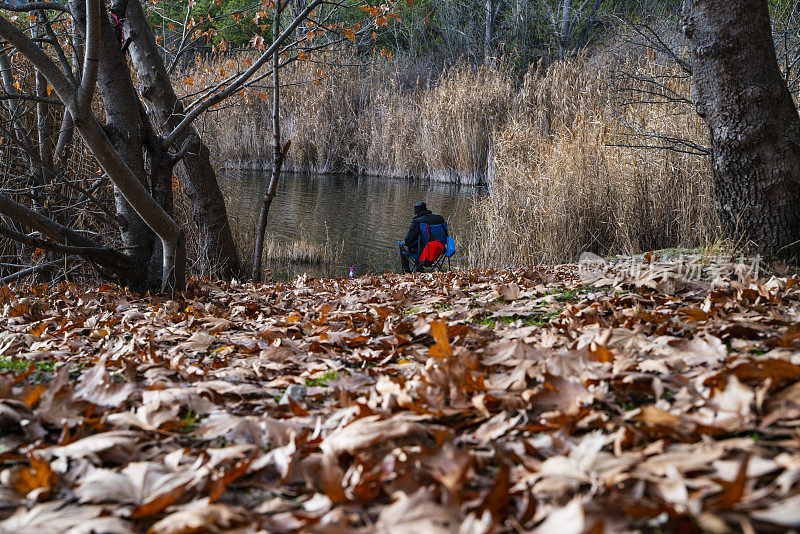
(12, 455, 57, 496)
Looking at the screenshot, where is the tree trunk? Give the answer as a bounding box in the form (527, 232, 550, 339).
(0, 48, 36, 180)
(682, 0, 800, 260)
(54, 26, 81, 166)
(556, 0, 574, 58)
(53, 110, 75, 167)
(70, 0, 155, 290)
(252, 7, 286, 283)
(143, 105, 179, 282)
(0, 48, 22, 133)
(124, 0, 240, 279)
(34, 24, 54, 180)
(484, 0, 494, 65)
(0, 5, 185, 291)
(35, 70, 54, 178)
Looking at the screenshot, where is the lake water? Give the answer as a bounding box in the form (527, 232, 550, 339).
(219, 170, 484, 280)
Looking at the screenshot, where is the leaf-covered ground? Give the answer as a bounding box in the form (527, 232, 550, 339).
(1, 261, 800, 533)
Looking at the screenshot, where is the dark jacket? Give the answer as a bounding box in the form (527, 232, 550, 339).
(404, 209, 446, 254)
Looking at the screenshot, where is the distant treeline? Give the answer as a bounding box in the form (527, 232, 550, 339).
(152, 0, 682, 68)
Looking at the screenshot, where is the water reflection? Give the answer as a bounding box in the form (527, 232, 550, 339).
(219, 170, 484, 279)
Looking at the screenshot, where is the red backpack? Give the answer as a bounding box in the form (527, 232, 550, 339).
(418, 225, 445, 264)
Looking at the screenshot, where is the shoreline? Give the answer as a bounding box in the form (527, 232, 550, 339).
(217, 158, 492, 187)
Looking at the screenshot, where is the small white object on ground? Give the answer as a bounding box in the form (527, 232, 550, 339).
(279, 384, 307, 405)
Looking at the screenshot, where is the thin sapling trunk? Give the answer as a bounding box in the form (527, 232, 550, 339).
(252, 6, 289, 283)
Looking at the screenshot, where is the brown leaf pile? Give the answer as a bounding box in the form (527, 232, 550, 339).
(1, 263, 800, 533)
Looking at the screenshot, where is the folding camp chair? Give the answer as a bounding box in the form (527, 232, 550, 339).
(396, 222, 455, 273)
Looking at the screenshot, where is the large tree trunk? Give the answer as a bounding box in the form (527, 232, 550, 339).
(682, 0, 800, 260)
(0, 4, 185, 291)
(70, 0, 156, 290)
(123, 0, 240, 279)
(558, 0, 573, 58)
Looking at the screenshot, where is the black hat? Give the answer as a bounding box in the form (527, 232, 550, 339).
(414, 202, 427, 215)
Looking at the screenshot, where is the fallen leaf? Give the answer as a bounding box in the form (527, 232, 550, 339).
(321, 415, 431, 457)
(75, 462, 197, 517)
(147, 499, 251, 534)
(533, 497, 584, 534)
(493, 283, 521, 301)
(0, 501, 104, 534)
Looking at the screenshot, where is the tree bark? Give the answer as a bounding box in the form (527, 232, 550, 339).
(0, 47, 36, 180)
(54, 23, 81, 166)
(123, 0, 240, 279)
(558, 0, 572, 58)
(0, 6, 185, 290)
(53, 109, 75, 166)
(484, 0, 494, 65)
(69, 0, 155, 289)
(682, 0, 800, 260)
(0, 48, 22, 132)
(34, 24, 54, 178)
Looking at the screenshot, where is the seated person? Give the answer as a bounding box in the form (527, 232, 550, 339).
(398, 201, 446, 273)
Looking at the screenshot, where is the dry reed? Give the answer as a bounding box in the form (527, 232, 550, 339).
(468, 54, 718, 267)
(181, 47, 720, 269)
(182, 54, 511, 185)
(261, 235, 343, 264)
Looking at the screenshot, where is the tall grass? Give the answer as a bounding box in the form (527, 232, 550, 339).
(261, 235, 343, 264)
(181, 54, 511, 185)
(181, 47, 719, 268)
(468, 54, 717, 267)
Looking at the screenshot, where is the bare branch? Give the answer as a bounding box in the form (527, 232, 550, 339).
(0, 222, 113, 256)
(0, 2, 69, 13)
(0, 12, 76, 107)
(77, 0, 99, 110)
(1, 256, 79, 284)
(38, 8, 78, 86)
(163, 0, 324, 149)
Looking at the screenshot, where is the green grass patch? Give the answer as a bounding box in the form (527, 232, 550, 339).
(475, 310, 561, 328)
(0, 356, 89, 383)
(553, 288, 583, 302)
(404, 302, 453, 316)
(403, 305, 423, 316)
(0, 356, 58, 374)
(182, 409, 202, 432)
(35, 360, 57, 373)
(305, 370, 339, 387)
(0, 356, 30, 373)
